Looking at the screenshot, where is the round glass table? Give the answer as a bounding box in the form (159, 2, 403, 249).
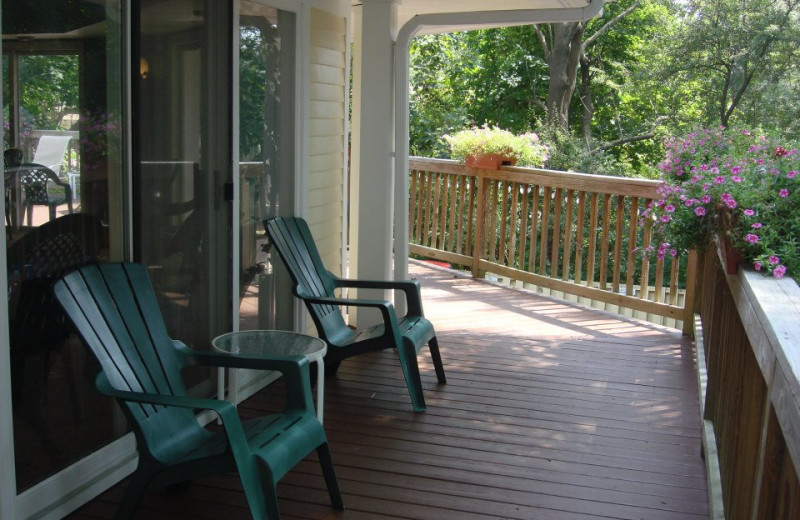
(211, 330, 327, 422)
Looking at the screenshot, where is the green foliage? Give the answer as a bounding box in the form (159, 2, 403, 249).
(17, 54, 79, 130)
(536, 125, 639, 177)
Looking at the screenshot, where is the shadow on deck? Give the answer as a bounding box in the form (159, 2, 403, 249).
(68, 260, 708, 520)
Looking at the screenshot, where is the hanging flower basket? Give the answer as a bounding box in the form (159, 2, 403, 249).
(465, 153, 517, 170)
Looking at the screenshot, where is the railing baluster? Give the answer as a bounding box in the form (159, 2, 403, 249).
(574, 191, 586, 285)
(509, 183, 519, 269)
(551, 188, 563, 279)
(654, 256, 665, 305)
(669, 255, 680, 306)
(466, 176, 476, 257)
(422, 171, 432, 248)
(640, 209, 652, 301)
(499, 181, 510, 264)
(431, 173, 443, 249)
(518, 187, 529, 271)
(613, 195, 624, 294)
(586, 193, 599, 288)
(409, 170, 419, 242)
(473, 174, 488, 277)
(599, 193, 612, 290)
(529, 186, 540, 273)
(455, 177, 466, 255)
(539, 186, 551, 276)
(562, 190, 574, 281)
(626, 198, 639, 297)
(447, 174, 458, 252)
(488, 180, 499, 261)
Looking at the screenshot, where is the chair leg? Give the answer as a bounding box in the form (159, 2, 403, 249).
(48, 205, 56, 221)
(429, 336, 447, 384)
(398, 340, 426, 412)
(324, 360, 341, 377)
(244, 458, 281, 520)
(114, 468, 154, 520)
(317, 444, 344, 510)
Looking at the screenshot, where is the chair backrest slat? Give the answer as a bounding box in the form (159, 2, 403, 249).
(55, 263, 188, 421)
(265, 217, 348, 336)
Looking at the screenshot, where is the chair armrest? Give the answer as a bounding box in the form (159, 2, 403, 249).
(96, 373, 239, 418)
(332, 278, 424, 317)
(173, 342, 316, 413)
(97, 374, 257, 462)
(303, 296, 402, 343)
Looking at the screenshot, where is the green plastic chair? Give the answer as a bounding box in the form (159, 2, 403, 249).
(264, 216, 446, 412)
(53, 263, 343, 520)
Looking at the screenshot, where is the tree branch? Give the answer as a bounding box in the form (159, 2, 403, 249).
(598, 132, 656, 151)
(533, 24, 550, 61)
(582, 0, 642, 50)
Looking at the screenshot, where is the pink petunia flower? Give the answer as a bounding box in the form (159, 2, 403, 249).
(665, 204, 676, 213)
(745, 234, 760, 244)
(779, 189, 790, 198)
(769, 255, 781, 265)
(695, 207, 706, 216)
(788, 170, 797, 179)
(701, 195, 712, 204)
(713, 176, 726, 184)
(754, 261, 762, 271)
(774, 265, 787, 279)
(744, 209, 755, 216)
(752, 222, 763, 229)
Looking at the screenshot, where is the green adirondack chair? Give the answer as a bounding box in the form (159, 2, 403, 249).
(53, 263, 343, 520)
(264, 216, 446, 412)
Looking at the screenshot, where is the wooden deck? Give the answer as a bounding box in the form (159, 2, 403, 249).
(68, 260, 708, 520)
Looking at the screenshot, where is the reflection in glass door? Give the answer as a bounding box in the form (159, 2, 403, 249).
(238, 2, 295, 332)
(3, 0, 125, 493)
(134, 1, 233, 360)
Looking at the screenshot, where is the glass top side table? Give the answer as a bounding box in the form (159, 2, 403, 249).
(211, 330, 327, 423)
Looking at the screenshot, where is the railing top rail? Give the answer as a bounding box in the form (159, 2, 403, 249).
(409, 156, 662, 199)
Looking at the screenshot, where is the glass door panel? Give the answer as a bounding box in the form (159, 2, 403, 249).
(238, 1, 296, 334)
(134, 0, 233, 369)
(3, 0, 125, 492)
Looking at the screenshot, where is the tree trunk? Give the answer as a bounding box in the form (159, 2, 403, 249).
(580, 54, 593, 139)
(545, 22, 585, 130)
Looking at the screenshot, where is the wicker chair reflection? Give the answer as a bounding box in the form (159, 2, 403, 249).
(16, 163, 74, 226)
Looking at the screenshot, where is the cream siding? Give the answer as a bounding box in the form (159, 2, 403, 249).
(308, 8, 347, 279)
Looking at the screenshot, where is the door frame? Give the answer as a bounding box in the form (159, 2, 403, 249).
(228, 0, 311, 405)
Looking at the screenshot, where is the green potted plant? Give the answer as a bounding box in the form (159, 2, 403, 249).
(642, 127, 799, 280)
(443, 125, 549, 169)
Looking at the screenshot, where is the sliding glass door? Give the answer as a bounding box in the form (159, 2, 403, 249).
(134, 0, 233, 364)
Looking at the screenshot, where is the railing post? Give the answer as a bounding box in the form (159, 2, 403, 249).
(682, 249, 699, 336)
(472, 171, 487, 279)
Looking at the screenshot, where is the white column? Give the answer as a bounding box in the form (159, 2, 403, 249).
(352, 0, 398, 325)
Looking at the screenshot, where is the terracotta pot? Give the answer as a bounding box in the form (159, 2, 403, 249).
(721, 235, 745, 274)
(465, 154, 517, 170)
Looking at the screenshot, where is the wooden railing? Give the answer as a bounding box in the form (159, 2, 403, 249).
(696, 245, 800, 519)
(409, 157, 698, 332)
